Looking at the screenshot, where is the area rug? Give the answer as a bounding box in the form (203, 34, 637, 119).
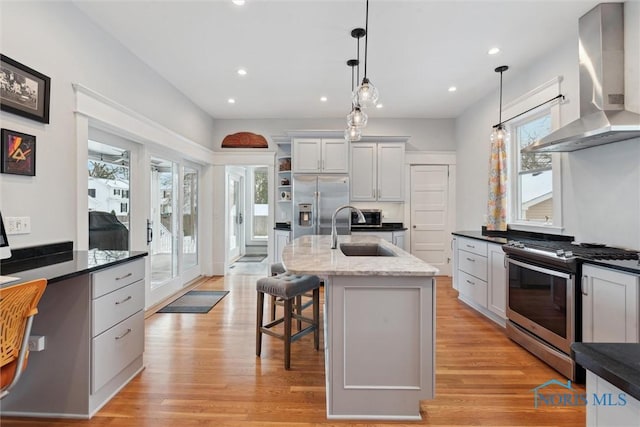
(235, 254, 267, 262)
(157, 290, 229, 314)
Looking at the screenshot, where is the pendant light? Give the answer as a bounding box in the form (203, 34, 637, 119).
(490, 65, 510, 144)
(353, 0, 379, 108)
(345, 58, 363, 141)
(347, 28, 367, 128)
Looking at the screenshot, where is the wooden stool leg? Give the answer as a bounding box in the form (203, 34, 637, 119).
(284, 298, 292, 370)
(296, 295, 302, 331)
(313, 288, 320, 351)
(270, 295, 277, 321)
(256, 291, 264, 357)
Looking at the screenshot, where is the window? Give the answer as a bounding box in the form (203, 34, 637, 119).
(88, 188, 96, 198)
(251, 167, 268, 240)
(120, 202, 128, 213)
(505, 77, 562, 229)
(113, 189, 121, 196)
(122, 190, 129, 199)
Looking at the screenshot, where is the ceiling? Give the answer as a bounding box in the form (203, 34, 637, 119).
(73, 0, 599, 120)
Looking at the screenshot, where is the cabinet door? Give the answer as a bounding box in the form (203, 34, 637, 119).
(582, 264, 639, 343)
(452, 237, 459, 290)
(293, 139, 321, 173)
(274, 230, 291, 264)
(392, 231, 405, 251)
(377, 143, 405, 202)
(487, 243, 506, 320)
(350, 143, 377, 201)
(321, 139, 349, 173)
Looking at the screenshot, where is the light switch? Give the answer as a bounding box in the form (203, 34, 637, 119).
(5, 216, 31, 235)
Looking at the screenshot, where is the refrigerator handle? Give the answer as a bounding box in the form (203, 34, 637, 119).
(315, 191, 320, 234)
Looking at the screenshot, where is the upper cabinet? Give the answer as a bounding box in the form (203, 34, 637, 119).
(292, 138, 349, 173)
(350, 142, 405, 201)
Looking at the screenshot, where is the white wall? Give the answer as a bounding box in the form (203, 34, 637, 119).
(0, 1, 215, 249)
(455, 2, 640, 249)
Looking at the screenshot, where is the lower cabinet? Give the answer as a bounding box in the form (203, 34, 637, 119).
(582, 264, 639, 343)
(586, 370, 640, 427)
(274, 229, 291, 264)
(453, 237, 506, 327)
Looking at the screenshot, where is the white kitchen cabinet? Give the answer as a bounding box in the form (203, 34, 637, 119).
(292, 138, 348, 173)
(453, 236, 506, 327)
(586, 370, 640, 427)
(350, 142, 404, 202)
(274, 229, 291, 264)
(392, 230, 406, 251)
(582, 264, 639, 343)
(451, 237, 459, 291)
(487, 243, 506, 320)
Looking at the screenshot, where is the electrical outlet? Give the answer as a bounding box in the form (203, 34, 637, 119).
(5, 216, 31, 235)
(28, 335, 46, 351)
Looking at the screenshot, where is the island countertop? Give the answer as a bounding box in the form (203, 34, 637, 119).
(282, 234, 439, 277)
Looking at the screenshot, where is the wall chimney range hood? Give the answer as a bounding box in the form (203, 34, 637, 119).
(524, 3, 640, 153)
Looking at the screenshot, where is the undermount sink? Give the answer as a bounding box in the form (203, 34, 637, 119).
(339, 243, 396, 257)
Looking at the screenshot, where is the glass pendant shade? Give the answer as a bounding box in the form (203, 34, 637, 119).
(353, 78, 379, 109)
(345, 125, 362, 141)
(347, 106, 368, 127)
(490, 126, 510, 145)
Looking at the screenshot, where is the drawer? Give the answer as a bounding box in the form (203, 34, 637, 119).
(92, 310, 144, 394)
(458, 270, 488, 308)
(458, 237, 487, 257)
(92, 280, 145, 337)
(92, 258, 145, 298)
(458, 250, 488, 280)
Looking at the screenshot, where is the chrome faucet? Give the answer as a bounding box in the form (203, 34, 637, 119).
(331, 205, 365, 249)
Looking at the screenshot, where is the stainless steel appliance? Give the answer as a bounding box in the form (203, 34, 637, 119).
(503, 239, 639, 381)
(351, 209, 382, 228)
(292, 175, 350, 238)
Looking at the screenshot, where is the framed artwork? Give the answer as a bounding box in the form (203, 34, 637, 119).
(1, 128, 36, 176)
(0, 55, 51, 124)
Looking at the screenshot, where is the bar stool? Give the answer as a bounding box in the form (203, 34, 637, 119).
(269, 263, 313, 330)
(256, 273, 320, 369)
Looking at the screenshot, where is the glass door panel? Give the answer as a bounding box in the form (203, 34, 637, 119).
(228, 171, 244, 261)
(150, 158, 177, 289)
(183, 166, 198, 271)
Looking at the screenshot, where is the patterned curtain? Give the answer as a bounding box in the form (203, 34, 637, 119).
(486, 129, 508, 231)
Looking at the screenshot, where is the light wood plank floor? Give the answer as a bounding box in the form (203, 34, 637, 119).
(1, 275, 585, 426)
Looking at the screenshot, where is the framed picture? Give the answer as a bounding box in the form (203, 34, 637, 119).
(1, 128, 36, 176)
(0, 55, 50, 124)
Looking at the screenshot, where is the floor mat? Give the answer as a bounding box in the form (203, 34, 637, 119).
(157, 290, 229, 313)
(235, 254, 267, 262)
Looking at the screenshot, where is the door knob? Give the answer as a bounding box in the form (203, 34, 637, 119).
(413, 225, 417, 229)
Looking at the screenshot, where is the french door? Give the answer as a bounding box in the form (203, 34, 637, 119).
(227, 169, 245, 262)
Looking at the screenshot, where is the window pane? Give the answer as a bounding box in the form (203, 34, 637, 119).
(88, 140, 130, 250)
(516, 114, 553, 222)
(183, 167, 198, 270)
(253, 167, 268, 239)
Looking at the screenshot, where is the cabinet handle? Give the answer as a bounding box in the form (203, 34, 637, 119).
(115, 272, 133, 281)
(466, 244, 475, 249)
(323, 159, 325, 170)
(317, 160, 320, 170)
(115, 295, 132, 305)
(581, 275, 589, 296)
(466, 257, 475, 262)
(466, 279, 475, 285)
(115, 328, 132, 340)
(378, 188, 381, 199)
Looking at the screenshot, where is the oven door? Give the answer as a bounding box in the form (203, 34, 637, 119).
(506, 257, 575, 354)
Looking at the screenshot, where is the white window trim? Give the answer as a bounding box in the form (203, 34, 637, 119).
(504, 77, 563, 232)
(248, 167, 268, 243)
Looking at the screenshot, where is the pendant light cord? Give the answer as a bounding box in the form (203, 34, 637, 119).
(364, 0, 369, 79)
(498, 70, 503, 125)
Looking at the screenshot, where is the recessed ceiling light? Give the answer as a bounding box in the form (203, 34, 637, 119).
(488, 47, 500, 55)
(237, 68, 247, 76)
(320, 96, 328, 102)
(232, 0, 245, 6)
(448, 86, 457, 92)
(375, 103, 383, 109)
(227, 98, 236, 104)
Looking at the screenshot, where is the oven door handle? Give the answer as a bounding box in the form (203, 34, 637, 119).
(506, 257, 573, 280)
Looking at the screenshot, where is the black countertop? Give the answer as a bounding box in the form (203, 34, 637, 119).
(572, 343, 640, 401)
(452, 230, 509, 245)
(1, 249, 148, 285)
(583, 259, 640, 275)
(352, 223, 407, 232)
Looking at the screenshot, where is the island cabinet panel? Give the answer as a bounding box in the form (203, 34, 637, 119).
(325, 275, 434, 420)
(586, 370, 640, 427)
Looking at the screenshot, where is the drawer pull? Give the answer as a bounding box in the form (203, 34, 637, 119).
(115, 295, 132, 305)
(466, 257, 475, 262)
(466, 244, 475, 249)
(115, 272, 133, 281)
(115, 328, 132, 340)
(466, 279, 475, 285)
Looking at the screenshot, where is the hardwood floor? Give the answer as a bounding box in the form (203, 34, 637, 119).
(1, 275, 585, 426)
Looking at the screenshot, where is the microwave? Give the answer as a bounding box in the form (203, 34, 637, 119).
(351, 209, 382, 228)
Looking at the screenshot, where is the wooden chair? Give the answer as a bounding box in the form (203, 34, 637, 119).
(1, 278, 47, 399)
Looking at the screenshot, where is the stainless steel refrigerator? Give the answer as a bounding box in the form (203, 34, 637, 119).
(292, 175, 350, 238)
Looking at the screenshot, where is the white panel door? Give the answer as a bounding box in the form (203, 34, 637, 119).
(321, 139, 349, 173)
(487, 243, 507, 319)
(350, 143, 377, 201)
(293, 138, 321, 173)
(377, 143, 404, 202)
(410, 165, 450, 275)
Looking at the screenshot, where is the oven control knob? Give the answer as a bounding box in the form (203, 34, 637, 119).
(564, 251, 574, 257)
(556, 249, 564, 256)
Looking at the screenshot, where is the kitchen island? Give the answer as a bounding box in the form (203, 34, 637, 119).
(282, 234, 438, 420)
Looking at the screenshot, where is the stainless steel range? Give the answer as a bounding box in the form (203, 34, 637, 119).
(502, 239, 639, 381)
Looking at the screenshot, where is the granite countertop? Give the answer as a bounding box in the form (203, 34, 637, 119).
(572, 343, 640, 401)
(1, 249, 148, 285)
(282, 234, 438, 277)
(452, 230, 509, 245)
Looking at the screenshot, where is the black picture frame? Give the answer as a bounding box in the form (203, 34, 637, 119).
(1, 128, 36, 176)
(0, 54, 50, 124)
